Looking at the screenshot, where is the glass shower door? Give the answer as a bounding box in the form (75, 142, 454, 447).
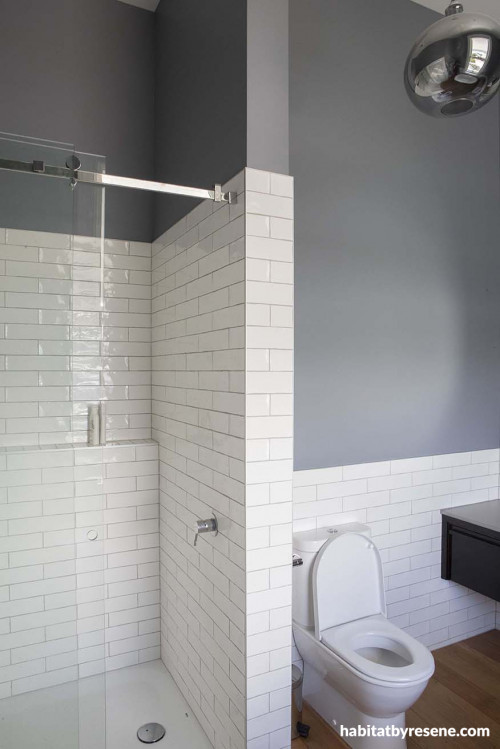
(0, 133, 107, 749)
(72, 147, 107, 749)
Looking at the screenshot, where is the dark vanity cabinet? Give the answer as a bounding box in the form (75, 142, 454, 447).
(441, 500, 500, 603)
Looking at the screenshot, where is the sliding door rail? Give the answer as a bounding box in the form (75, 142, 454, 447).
(0, 157, 236, 203)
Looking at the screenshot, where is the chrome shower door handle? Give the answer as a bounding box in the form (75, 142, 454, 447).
(194, 515, 218, 546)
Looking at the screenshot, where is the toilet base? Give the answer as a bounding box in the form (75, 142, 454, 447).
(303, 663, 407, 749)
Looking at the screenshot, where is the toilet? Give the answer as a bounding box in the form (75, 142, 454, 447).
(292, 523, 435, 749)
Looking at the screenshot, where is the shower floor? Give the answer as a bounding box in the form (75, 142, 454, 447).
(0, 660, 212, 749)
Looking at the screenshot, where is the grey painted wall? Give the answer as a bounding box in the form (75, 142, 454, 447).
(247, 0, 289, 175)
(153, 0, 247, 240)
(0, 0, 280, 242)
(291, 0, 500, 470)
(0, 0, 155, 241)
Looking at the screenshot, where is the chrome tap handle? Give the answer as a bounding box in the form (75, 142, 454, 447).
(194, 515, 218, 546)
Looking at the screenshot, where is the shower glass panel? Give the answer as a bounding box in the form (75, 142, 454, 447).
(0, 133, 107, 749)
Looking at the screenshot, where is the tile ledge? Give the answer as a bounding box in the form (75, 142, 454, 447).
(0, 438, 157, 455)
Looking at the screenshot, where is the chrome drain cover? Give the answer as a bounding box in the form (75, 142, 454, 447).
(137, 723, 166, 744)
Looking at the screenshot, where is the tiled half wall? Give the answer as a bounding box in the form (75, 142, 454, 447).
(152, 168, 294, 749)
(0, 440, 159, 699)
(293, 448, 500, 661)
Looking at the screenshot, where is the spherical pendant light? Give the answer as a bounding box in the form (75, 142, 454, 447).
(405, 2, 500, 117)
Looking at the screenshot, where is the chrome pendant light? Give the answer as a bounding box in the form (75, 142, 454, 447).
(405, 2, 500, 117)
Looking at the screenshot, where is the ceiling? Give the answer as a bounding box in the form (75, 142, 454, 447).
(116, 0, 159, 11)
(412, 0, 500, 23)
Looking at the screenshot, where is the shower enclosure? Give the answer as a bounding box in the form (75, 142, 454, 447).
(0, 132, 215, 749)
(0, 132, 296, 749)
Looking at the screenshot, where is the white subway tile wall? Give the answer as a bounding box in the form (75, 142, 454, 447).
(245, 169, 293, 749)
(153, 171, 247, 749)
(292, 449, 500, 664)
(152, 168, 294, 749)
(0, 440, 159, 698)
(0, 230, 152, 447)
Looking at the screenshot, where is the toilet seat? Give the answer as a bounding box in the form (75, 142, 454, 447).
(321, 614, 435, 684)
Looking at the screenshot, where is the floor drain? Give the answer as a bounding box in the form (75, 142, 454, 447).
(137, 723, 166, 744)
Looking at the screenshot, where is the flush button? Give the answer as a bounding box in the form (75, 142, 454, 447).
(87, 529, 98, 541)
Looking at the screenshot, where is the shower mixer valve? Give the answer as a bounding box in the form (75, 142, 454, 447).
(194, 515, 218, 546)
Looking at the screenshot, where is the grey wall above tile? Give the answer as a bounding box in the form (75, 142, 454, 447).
(246, 0, 289, 176)
(0, 0, 291, 244)
(0, 0, 155, 242)
(0, 0, 250, 244)
(153, 0, 247, 241)
(291, 0, 500, 470)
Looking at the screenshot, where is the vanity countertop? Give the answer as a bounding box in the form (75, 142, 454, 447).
(441, 499, 500, 535)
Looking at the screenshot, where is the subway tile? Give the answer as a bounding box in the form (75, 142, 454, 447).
(247, 282, 293, 307)
(246, 193, 293, 220)
(432, 452, 471, 469)
(246, 170, 271, 194)
(6, 229, 71, 249)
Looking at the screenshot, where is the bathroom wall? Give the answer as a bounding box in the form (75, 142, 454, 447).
(246, 0, 289, 175)
(152, 172, 247, 749)
(288, 0, 500, 658)
(293, 449, 499, 655)
(244, 168, 294, 749)
(290, 0, 500, 470)
(0, 0, 155, 241)
(0, 441, 159, 699)
(0, 0, 291, 243)
(152, 167, 295, 749)
(153, 0, 247, 239)
(0, 227, 152, 447)
(153, 0, 292, 238)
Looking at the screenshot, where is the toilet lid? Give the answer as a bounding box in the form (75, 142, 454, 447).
(313, 532, 386, 637)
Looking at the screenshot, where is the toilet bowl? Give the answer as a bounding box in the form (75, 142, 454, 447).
(292, 524, 435, 749)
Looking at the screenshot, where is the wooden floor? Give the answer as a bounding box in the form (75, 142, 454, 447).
(294, 629, 500, 748)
